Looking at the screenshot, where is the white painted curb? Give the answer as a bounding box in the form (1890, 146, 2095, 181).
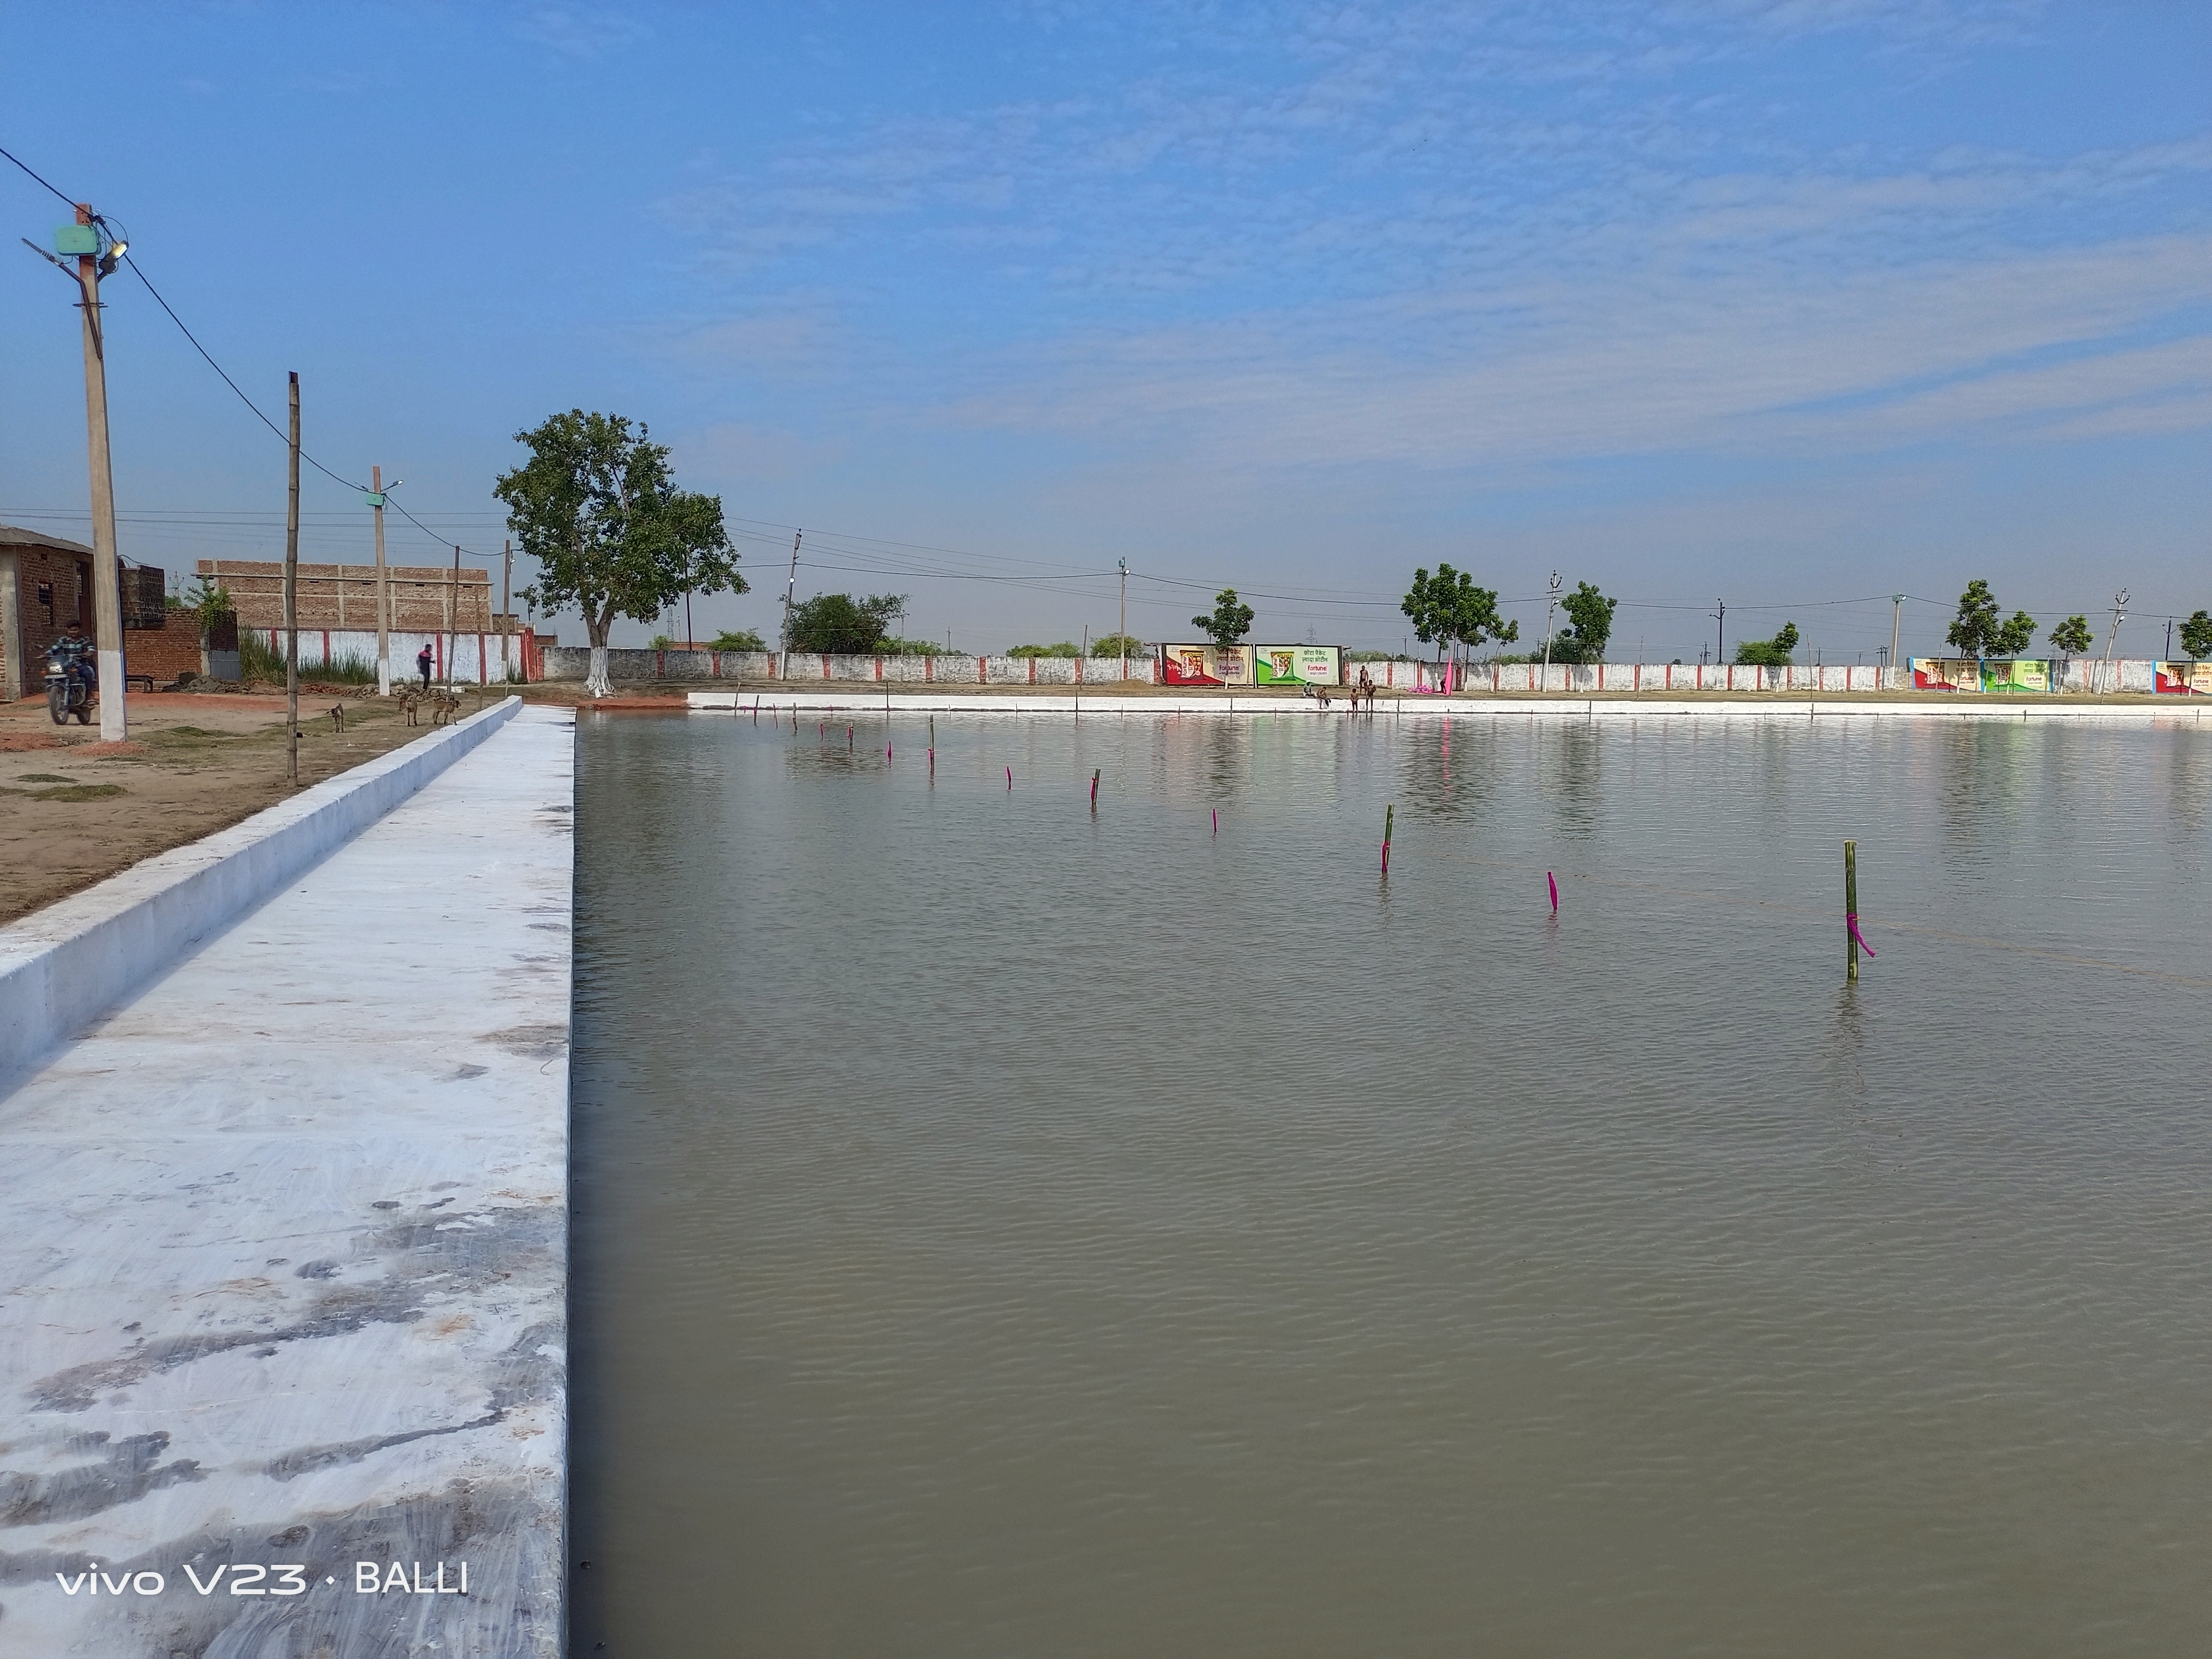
(689, 690, 2210, 724)
(0, 695, 522, 1088)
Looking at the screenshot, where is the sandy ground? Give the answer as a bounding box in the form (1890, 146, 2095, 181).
(0, 684, 511, 927)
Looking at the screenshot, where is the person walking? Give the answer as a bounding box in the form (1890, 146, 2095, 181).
(416, 641, 434, 691)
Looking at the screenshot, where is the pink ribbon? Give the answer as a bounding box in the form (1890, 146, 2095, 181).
(1847, 912, 1875, 957)
(1548, 871, 1559, 912)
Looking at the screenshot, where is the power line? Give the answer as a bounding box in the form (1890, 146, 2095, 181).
(0, 141, 75, 209)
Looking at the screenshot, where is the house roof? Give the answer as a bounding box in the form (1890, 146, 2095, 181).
(0, 523, 95, 556)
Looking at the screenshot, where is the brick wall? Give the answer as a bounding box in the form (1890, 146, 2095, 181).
(197, 560, 498, 632)
(5, 548, 93, 690)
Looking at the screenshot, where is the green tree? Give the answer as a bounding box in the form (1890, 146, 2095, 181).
(2049, 614, 2093, 656)
(182, 573, 233, 632)
(1735, 621, 1801, 668)
(1090, 632, 1147, 659)
(709, 627, 767, 652)
(787, 592, 905, 654)
(1191, 589, 1255, 647)
(1401, 564, 1517, 675)
(496, 409, 743, 697)
(2178, 611, 2212, 662)
(1558, 580, 1617, 661)
(1944, 579, 2035, 660)
(1008, 641, 1081, 658)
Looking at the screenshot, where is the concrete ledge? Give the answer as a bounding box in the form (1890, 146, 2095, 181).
(690, 690, 2209, 724)
(0, 695, 520, 1088)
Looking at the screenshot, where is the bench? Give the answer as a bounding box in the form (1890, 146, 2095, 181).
(125, 673, 155, 693)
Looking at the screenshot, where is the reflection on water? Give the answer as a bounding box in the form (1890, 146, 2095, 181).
(572, 711, 2212, 1659)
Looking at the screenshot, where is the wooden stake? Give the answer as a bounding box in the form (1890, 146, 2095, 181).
(285, 373, 300, 785)
(1548, 871, 1559, 913)
(1845, 839, 1859, 982)
(1382, 804, 1394, 875)
(1091, 768, 1100, 810)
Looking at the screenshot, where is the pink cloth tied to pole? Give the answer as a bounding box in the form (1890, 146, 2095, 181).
(1547, 871, 1559, 912)
(1847, 912, 1875, 957)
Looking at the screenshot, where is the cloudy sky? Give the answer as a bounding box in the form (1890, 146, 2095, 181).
(3, 2, 2207, 659)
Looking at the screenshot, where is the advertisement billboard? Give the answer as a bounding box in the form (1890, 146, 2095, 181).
(1161, 644, 1254, 687)
(2155, 661, 2212, 694)
(1911, 658, 2050, 692)
(1252, 645, 1344, 687)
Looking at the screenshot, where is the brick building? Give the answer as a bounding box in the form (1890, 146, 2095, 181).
(0, 525, 200, 701)
(196, 559, 506, 634)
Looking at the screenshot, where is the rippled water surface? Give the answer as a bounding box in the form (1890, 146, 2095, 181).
(571, 709, 2212, 1657)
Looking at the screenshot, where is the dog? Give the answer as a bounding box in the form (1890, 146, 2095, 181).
(397, 691, 421, 726)
(328, 702, 347, 733)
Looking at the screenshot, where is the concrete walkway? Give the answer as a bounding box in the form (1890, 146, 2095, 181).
(0, 705, 574, 1659)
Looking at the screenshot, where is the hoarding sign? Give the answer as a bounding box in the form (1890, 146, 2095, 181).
(1161, 644, 1254, 687)
(1252, 645, 1343, 687)
(1911, 657, 2050, 692)
(2155, 661, 2212, 694)
(1911, 658, 1978, 692)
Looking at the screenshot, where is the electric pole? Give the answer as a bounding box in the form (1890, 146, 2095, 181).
(1541, 570, 1562, 686)
(451, 544, 462, 688)
(370, 466, 391, 696)
(1118, 557, 1128, 678)
(68, 204, 127, 741)
(2100, 589, 2128, 693)
(285, 372, 301, 785)
(1712, 598, 1727, 670)
(503, 538, 514, 679)
(780, 529, 802, 678)
(1889, 594, 1902, 688)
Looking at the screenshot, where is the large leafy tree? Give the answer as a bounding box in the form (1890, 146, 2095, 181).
(2048, 614, 2094, 656)
(2179, 610, 2212, 662)
(496, 409, 743, 697)
(1557, 580, 1617, 662)
(1402, 564, 1517, 675)
(1192, 588, 1255, 647)
(1735, 621, 1800, 668)
(787, 592, 904, 654)
(1945, 579, 2035, 659)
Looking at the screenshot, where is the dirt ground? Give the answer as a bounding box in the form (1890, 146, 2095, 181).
(0, 684, 512, 928)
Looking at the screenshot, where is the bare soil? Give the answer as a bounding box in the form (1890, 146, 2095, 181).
(0, 684, 511, 927)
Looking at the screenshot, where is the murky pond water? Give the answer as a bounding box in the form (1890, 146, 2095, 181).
(571, 709, 2212, 1657)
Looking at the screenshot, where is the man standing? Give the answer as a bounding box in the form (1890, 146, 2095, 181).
(417, 641, 434, 691)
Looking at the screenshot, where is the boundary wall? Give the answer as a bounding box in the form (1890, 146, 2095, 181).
(0, 694, 519, 1085)
(694, 690, 2209, 724)
(250, 626, 533, 685)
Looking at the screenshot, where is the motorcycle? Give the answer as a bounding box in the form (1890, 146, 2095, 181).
(45, 641, 96, 725)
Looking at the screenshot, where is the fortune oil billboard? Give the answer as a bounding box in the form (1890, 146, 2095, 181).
(1253, 646, 1344, 687)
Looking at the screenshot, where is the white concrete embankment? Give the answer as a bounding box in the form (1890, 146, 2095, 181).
(691, 689, 2210, 724)
(0, 704, 574, 1659)
(0, 695, 520, 1087)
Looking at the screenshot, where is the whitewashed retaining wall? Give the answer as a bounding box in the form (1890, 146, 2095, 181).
(539, 648, 1168, 685)
(252, 626, 526, 683)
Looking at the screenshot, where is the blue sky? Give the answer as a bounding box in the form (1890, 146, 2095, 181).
(3, 2, 2207, 659)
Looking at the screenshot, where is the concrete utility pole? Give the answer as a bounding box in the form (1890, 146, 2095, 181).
(779, 529, 802, 678)
(69, 204, 127, 741)
(450, 544, 462, 688)
(503, 538, 513, 680)
(2099, 588, 2128, 694)
(370, 466, 392, 696)
(1889, 594, 1903, 688)
(285, 372, 301, 786)
(1118, 557, 1128, 679)
(1541, 570, 1562, 687)
(1712, 598, 1727, 670)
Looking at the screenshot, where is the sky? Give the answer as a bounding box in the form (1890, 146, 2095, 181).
(2, 1, 2208, 661)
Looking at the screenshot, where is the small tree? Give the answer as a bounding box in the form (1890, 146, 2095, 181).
(788, 592, 904, 654)
(1735, 621, 1800, 668)
(182, 573, 233, 633)
(1558, 580, 1617, 662)
(1090, 632, 1146, 659)
(1192, 588, 1255, 647)
(1945, 579, 2035, 660)
(710, 627, 767, 652)
(2179, 610, 2212, 662)
(2049, 614, 2093, 656)
(1402, 564, 1517, 677)
(1008, 641, 1081, 659)
(497, 409, 743, 697)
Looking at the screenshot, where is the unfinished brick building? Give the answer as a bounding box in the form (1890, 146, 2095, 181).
(0, 524, 200, 701)
(195, 559, 503, 634)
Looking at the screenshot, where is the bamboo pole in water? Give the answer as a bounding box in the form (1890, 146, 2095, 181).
(1846, 840, 1860, 983)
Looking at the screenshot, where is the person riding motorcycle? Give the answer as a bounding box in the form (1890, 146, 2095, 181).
(45, 626, 98, 724)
